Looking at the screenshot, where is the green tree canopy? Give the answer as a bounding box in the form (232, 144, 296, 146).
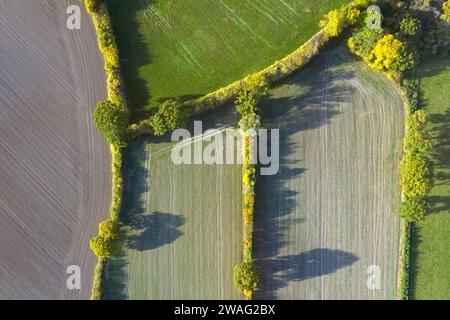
(89, 235, 114, 258)
(150, 99, 187, 136)
(233, 261, 260, 295)
(93, 100, 129, 147)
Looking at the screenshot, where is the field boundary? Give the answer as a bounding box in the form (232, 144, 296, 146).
(84, 0, 128, 300)
(130, 0, 370, 138)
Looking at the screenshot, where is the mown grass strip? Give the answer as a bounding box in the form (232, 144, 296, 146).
(84, 0, 127, 300)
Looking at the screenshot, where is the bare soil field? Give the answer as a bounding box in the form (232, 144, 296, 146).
(0, 0, 110, 299)
(254, 48, 404, 299)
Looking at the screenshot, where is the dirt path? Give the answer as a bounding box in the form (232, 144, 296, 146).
(254, 48, 404, 299)
(0, 0, 110, 299)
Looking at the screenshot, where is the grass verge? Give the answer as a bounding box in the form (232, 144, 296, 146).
(410, 54, 450, 299)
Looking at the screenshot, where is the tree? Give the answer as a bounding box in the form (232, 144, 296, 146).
(150, 99, 187, 136)
(233, 261, 260, 298)
(399, 17, 422, 40)
(98, 219, 117, 240)
(368, 34, 415, 74)
(93, 100, 128, 147)
(89, 235, 114, 258)
(348, 26, 383, 59)
(320, 10, 346, 38)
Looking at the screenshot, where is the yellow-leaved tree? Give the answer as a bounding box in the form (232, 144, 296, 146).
(367, 34, 415, 75)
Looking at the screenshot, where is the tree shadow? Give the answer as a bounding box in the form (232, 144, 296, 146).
(253, 49, 362, 299)
(126, 212, 185, 251)
(108, 0, 154, 122)
(102, 229, 129, 300)
(409, 222, 422, 300)
(255, 248, 358, 299)
(426, 109, 450, 215)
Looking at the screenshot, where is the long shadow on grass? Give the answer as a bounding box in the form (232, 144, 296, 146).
(102, 229, 129, 300)
(253, 52, 356, 299)
(409, 56, 450, 299)
(429, 109, 450, 193)
(108, 0, 154, 121)
(410, 109, 450, 298)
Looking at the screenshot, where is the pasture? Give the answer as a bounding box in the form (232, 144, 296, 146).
(108, 0, 349, 120)
(410, 55, 450, 300)
(253, 48, 404, 299)
(103, 109, 244, 299)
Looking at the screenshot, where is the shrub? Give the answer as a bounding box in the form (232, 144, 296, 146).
(84, 0, 103, 14)
(399, 17, 422, 40)
(93, 100, 129, 147)
(399, 196, 427, 222)
(400, 152, 432, 198)
(368, 34, 415, 75)
(98, 219, 117, 240)
(443, 0, 450, 23)
(350, 0, 369, 9)
(150, 99, 187, 136)
(89, 235, 114, 258)
(401, 77, 420, 114)
(233, 261, 260, 298)
(399, 110, 433, 221)
(320, 10, 346, 38)
(348, 26, 383, 59)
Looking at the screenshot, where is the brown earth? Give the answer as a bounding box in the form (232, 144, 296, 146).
(0, 0, 110, 299)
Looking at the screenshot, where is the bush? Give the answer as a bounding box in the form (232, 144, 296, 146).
(400, 152, 432, 198)
(320, 10, 346, 38)
(89, 235, 114, 258)
(399, 17, 422, 40)
(368, 34, 415, 75)
(401, 77, 420, 114)
(233, 261, 260, 298)
(84, 0, 103, 14)
(150, 99, 187, 136)
(348, 26, 383, 59)
(399, 110, 433, 222)
(399, 196, 427, 222)
(98, 219, 117, 240)
(443, 0, 450, 22)
(93, 100, 129, 147)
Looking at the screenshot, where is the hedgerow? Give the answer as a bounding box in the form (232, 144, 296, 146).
(84, 0, 128, 300)
(399, 110, 433, 222)
(397, 220, 411, 300)
(231, 78, 268, 299)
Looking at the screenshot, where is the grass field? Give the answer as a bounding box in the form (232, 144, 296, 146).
(103, 109, 244, 299)
(410, 54, 450, 300)
(108, 0, 348, 120)
(253, 48, 404, 299)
